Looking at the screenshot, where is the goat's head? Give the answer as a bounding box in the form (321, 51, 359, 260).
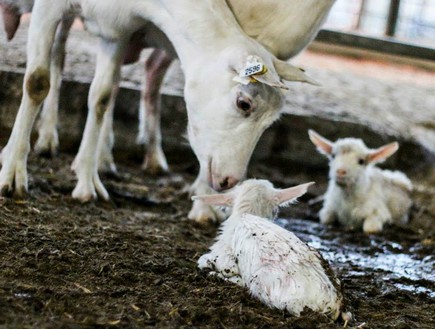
(184, 48, 317, 191)
(308, 130, 399, 188)
(192, 179, 314, 218)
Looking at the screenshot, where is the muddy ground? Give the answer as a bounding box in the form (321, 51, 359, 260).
(0, 150, 434, 329)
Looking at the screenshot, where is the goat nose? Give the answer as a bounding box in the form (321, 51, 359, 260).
(336, 169, 347, 177)
(214, 176, 239, 191)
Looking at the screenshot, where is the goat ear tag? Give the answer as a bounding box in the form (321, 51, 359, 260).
(234, 55, 269, 85)
(240, 63, 267, 78)
(233, 64, 267, 84)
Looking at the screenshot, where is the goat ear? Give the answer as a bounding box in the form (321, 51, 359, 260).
(308, 129, 334, 156)
(253, 71, 289, 90)
(274, 182, 314, 206)
(273, 58, 320, 86)
(191, 193, 234, 206)
(368, 142, 399, 164)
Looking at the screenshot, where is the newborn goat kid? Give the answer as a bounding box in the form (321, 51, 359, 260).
(194, 179, 343, 320)
(308, 130, 412, 233)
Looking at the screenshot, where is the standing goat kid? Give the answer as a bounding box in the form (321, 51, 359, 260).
(308, 130, 412, 233)
(195, 179, 345, 320)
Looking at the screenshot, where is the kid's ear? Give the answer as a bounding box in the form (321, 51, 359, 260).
(368, 142, 399, 164)
(308, 129, 334, 156)
(191, 192, 234, 206)
(274, 182, 315, 206)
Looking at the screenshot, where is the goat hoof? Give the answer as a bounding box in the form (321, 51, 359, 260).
(72, 186, 97, 203)
(34, 136, 59, 158)
(188, 201, 227, 224)
(141, 148, 169, 175)
(13, 185, 28, 199)
(34, 147, 57, 158)
(73, 192, 97, 203)
(0, 184, 13, 197)
(98, 161, 118, 175)
(141, 162, 169, 176)
(363, 220, 383, 234)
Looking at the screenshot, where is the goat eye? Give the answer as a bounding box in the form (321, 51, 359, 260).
(331, 154, 335, 159)
(236, 96, 253, 116)
(358, 158, 366, 165)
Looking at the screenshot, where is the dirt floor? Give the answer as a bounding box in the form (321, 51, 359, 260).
(1, 14, 435, 329)
(0, 150, 434, 329)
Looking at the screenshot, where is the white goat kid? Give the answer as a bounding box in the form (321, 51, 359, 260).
(195, 179, 344, 320)
(0, 1, 315, 205)
(308, 130, 413, 233)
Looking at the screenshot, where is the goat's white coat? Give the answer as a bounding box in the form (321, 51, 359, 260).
(135, 0, 336, 222)
(0, 0, 70, 156)
(0, 0, 318, 201)
(309, 130, 413, 233)
(34, 15, 75, 157)
(195, 179, 343, 319)
(228, 0, 335, 60)
(137, 0, 336, 153)
(0, 1, 335, 227)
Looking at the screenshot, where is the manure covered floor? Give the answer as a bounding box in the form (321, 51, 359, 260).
(0, 14, 434, 329)
(0, 152, 434, 328)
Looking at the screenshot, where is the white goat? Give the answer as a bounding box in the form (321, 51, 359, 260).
(1, 0, 335, 175)
(195, 179, 344, 320)
(0, 1, 157, 173)
(136, 0, 336, 222)
(308, 130, 413, 233)
(0, 1, 317, 211)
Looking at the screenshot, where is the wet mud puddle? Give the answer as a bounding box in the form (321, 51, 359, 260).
(276, 218, 435, 299)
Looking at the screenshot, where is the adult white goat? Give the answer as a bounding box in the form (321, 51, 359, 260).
(136, 0, 336, 222)
(0, 0, 335, 165)
(0, 0, 330, 222)
(195, 179, 346, 320)
(308, 130, 413, 233)
(0, 0, 172, 173)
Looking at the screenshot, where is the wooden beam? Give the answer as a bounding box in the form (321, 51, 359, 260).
(314, 29, 435, 61)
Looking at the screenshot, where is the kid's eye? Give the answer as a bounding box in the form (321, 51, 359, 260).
(358, 158, 366, 165)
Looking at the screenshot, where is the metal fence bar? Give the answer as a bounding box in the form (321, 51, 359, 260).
(386, 0, 401, 36)
(315, 29, 435, 60)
